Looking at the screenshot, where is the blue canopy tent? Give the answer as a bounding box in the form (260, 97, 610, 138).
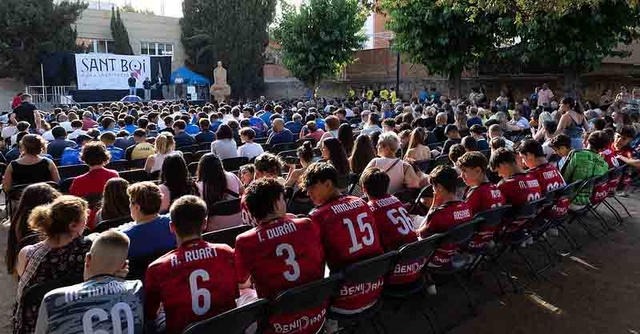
(170, 67, 211, 101)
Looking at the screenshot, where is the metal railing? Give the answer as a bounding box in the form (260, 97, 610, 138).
(25, 86, 79, 110)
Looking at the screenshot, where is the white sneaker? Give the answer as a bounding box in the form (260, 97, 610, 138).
(427, 284, 437, 296)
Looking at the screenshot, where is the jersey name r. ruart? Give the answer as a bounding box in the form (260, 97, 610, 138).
(368, 195, 424, 285)
(310, 195, 384, 314)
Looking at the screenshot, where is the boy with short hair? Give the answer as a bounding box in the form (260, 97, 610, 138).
(442, 125, 462, 155)
(235, 179, 326, 334)
(458, 152, 506, 248)
(489, 148, 543, 232)
(35, 230, 143, 334)
(302, 162, 384, 317)
(549, 134, 572, 169)
(99, 131, 125, 161)
(517, 139, 566, 194)
(417, 166, 473, 267)
(145, 195, 239, 334)
(361, 167, 424, 285)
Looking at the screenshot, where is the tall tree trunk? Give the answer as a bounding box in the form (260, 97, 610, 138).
(449, 70, 462, 100)
(563, 69, 582, 102)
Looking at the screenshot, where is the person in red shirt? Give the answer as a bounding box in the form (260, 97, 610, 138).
(418, 165, 473, 268)
(599, 129, 619, 168)
(145, 196, 239, 334)
(235, 178, 326, 334)
(361, 167, 424, 285)
(302, 162, 384, 317)
(612, 126, 635, 158)
(69, 142, 119, 229)
(458, 152, 506, 248)
(489, 148, 543, 233)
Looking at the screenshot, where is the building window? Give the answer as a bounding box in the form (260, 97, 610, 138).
(141, 42, 174, 58)
(76, 38, 115, 53)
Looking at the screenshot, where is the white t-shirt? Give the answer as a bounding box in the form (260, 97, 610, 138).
(365, 157, 409, 194)
(211, 139, 238, 160)
(237, 142, 264, 160)
(60, 121, 73, 133)
(67, 129, 86, 141)
(196, 172, 242, 198)
(2, 125, 17, 139)
(42, 131, 55, 142)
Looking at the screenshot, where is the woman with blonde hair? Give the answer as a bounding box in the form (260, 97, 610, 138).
(144, 132, 181, 173)
(13, 196, 91, 334)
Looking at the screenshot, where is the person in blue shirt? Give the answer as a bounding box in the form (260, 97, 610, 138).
(285, 113, 304, 135)
(99, 131, 125, 161)
(185, 116, 200, 135)
(60, 134, 93, 165)
(46, 126, 77, 159)
(195, 118, 215, 143)
(419, 87, 428, 103)
(266, 118, 294, 146)
(117, 182, 176, 258)
(172, 119, 196, 148)
(99, 116, 118, 133)
(242, 106, 267, 137)
(209, 113, 223, 132)
(123, 115, 138, 134)
(114, 130, 135, 150)
(429, 87, 441, 103)
(258, 104, 274, 128)
(467, 107, 484, 128)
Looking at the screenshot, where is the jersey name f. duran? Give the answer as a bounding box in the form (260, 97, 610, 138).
(309, 195, 384, 314)
(35, 276, 143, 334)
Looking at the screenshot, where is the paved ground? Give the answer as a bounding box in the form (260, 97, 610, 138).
(0, 194, 638, 334)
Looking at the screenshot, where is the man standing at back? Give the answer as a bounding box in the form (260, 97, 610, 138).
(34, 230, 143, 334)
(11, 93, 38, 131)
(145, 195, 239, 334)
(128, 74, 137, 96)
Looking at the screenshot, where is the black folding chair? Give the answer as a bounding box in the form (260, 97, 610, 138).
(427, 218, 483, 315)
(59, 177, 76, 194)
(202, 224, 252, 248)
(182, 152, 195, 164)
(194, 150, 210, 162)
(7, 181, 59, 217)
(183, 299, 269, 334)
(205, 198, 243, 233)
(20, 274, 83, 323)
(198, 142, 213, 151)
(18, 233, 42, 251)
(119, 169, 153, 183)
(177, 144, 198, 154)
(127, 248, 174, 281)
(277, 150, 298, 159)
(384, 235, 442, 334)
(347, 173, 363, 197)
(188, 162, 199, 175)
(255, 137, 268, 144)
(271, 142, 296, 154)
(268, 274, 343, 334)
(95, 216, 132, 233)
(603, 166, 631, 222)
(328, 251, 399, 334)
(287, 188, 315, 215)
(57, 164, 90, 179)
(105, 159, 130, 171)
(545, 180, 584, 251)
(393, 188, 421, 205)
(222, 157, 249, 172)
(129, 159, 146, 169)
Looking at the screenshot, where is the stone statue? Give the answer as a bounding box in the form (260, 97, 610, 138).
(210, 61, 231, 102)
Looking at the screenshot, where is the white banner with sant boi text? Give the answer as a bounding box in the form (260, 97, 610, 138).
(75, 54, 151, 90)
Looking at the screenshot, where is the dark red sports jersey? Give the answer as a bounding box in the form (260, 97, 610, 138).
(498, 173, 542, 232)
(600, 147, 619, 168)
(240, 196, 258, 226)
(529, 163, 566, 194)
(235, 217, 326, 334)
(368, 195, 424, 285)
(145, 239, 239, 334)
(418, 201, 472, 268)
(612, 143, 633, 159)
(465, 183, 506, 249)
(310, 195, 384, 314)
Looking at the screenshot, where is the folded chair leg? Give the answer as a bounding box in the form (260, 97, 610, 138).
(576, 216, 601, 239)
(613, 197, 632, 218)
(557, 223, 582, 250)
(587, 206, 611, 232)
(419, 289, 440, 334)
(602, 200, 623, 224)
(453, 273, 476, 316)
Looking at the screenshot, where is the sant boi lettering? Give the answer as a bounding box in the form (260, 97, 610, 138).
(81, 57, 148, 79)
(273, 309, 326, 334)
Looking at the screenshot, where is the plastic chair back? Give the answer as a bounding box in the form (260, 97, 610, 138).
(397, 234, 442, 265)
(183, 299, 268, 334)
(105, 159, 130, 171)
(222, 157, 249, 172)
(95, 216, 132, 233)
(57, 164, 90, 179)
(270, 274, 343, 316)
(202, 224, 252, 248)
(343, 251, 399, 284)
(59, 177, 76, 194)
(127, 248, 173, 281)
(119, 169, 151, 183)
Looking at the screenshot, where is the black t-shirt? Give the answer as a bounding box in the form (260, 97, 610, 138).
(13, 102, 36, 129)
(128, 77, 137, 87)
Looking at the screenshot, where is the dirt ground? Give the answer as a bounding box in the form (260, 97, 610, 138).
(0, 194, 639, 334)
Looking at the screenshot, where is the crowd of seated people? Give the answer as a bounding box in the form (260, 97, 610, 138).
(3, 86, 640, 334)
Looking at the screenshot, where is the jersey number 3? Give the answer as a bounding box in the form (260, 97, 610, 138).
(276, 243, 301, 282)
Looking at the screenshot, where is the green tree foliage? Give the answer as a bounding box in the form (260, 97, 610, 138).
(508, 0, 640, 96)
(180, 0, 277, 98)
(111, 8, 134, 55)
(382, 0, 509, 98)
(0, 0, 87, 83)
(273, 0, 367, 90)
